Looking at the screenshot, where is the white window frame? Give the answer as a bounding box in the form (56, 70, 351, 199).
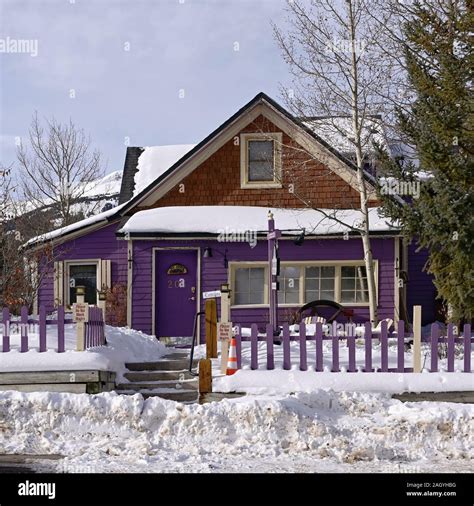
(240, 132, 283, 189)
(64, 259, 100, 307)
(229, 260, 378, 308)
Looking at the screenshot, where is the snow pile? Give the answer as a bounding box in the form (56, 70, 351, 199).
(133, 144, 196, 197)
(0, 390, 471, 472)
(119, 206, 398, 235)
(0, 325, 166, 382)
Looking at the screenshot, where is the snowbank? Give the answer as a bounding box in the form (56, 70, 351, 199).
(0, 325, 167, 382)
(119, 206, 398, 235)
(0, 390, 471, 473)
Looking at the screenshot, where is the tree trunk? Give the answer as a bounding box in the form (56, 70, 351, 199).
(348, 0, 378, 324)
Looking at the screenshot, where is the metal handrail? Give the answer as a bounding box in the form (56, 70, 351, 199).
(189, 311, 204, 374)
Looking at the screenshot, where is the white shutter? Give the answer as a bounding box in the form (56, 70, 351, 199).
(53, 261, 64, 306)
(100, 259, 112, 291)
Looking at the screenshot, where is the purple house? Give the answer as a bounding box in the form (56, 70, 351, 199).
(29, 93, 437, 343)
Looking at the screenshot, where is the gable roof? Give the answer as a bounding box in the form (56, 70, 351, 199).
(117, 92, 385, 215)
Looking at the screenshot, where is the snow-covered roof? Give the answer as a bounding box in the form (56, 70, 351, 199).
(25, 202, 127, 247)
(119, 206, 398, 236)
(133, 144, 196, 198)
(303, 117, 387, 155)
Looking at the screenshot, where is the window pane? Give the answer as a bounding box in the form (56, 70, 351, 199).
(320, 266, 335, 278)
(341, 266, 356, 278)
(320, 290, 335, 300)
(248, 140, 274, 182)
(235, 269, 249, 292)
(285, 291, 299, 304)
(69, 264, 97, 305)
(248, 161, 274, 181)
(341, 291, 356, 303)
(305, 278, 318, 291)
(249, 140, 273, 161)
(341, 278, 355, 290)
(320, 278, 333, 291)
(356, 291, 368, 303)
(305, 290, 318, 302)
(305, 266, 320, 278)
(233, 267, 264, 305)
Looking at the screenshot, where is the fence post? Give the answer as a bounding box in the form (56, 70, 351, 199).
(430, 323, 439, 373)
(39, 305, 47, 352)
(380, 320, 388, 372)
(74, 288, 88, 352)
(250, 324, 258, 370)
(397, 320, 405, 372)
(315, 322, 323, 372)
(364, 322, 372, 372)
(447, 323, 455, 372)
(2, 308, 10, 352)
(282, 323, 291, 370)
(205, 299, 217, 359)
(20, 306, 28, 353)
(199, 358, 212, 394)
(413, 305, 422, 373)
(57, 305, 65, 353)
(266, 324, 274, 370)
(464, 324, 471, 373)
(299, 323, 307, 371)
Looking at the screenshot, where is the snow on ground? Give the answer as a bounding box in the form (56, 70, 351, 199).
(0, 389, 472, 473)
(0, 325, 166, 382)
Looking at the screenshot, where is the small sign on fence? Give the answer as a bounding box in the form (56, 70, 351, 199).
(73, 303, 89, 323)
(203, 290, 221, 300)
(217, 321, 233, 342)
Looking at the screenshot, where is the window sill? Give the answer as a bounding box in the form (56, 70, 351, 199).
(240, 182, 282, 190)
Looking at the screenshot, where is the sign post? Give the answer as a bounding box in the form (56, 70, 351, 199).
(268, 211, 281, 336)
(73, 286, 89, 351)
(219, 284, 232, 374)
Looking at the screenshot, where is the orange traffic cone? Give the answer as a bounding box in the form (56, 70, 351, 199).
(226, 337, 238, 375)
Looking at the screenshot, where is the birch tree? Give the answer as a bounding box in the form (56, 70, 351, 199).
(273, 0, 401, 323)
(17, 113, 104, 227)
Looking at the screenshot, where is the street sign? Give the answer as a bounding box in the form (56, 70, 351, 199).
(73, 302, 89, 323)
(203, 290, 222, 299)
(217, 321, 233, 341)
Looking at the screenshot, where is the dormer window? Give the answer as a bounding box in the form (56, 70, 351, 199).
(240, 132, 282, 188)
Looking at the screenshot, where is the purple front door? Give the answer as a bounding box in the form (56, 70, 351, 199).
(155, 250, 198, 339)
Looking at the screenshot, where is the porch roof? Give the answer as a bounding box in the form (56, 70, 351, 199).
(117, 205, 400, 238)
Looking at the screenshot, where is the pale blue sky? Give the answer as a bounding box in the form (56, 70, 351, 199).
(0, 0, 292, 174)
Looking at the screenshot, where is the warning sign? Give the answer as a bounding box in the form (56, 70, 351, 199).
(217, 321, 233, 341)
(73, 303, 89, 323)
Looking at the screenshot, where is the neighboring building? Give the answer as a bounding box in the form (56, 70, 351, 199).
(27, 93, 437, 342)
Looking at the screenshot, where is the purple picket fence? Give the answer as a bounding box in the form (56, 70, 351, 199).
(234, 321, 473, 373)
(0, 305, 106, 353)
(85, 307, 106, 349)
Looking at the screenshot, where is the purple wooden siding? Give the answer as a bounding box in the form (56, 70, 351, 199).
(131, 236, 396, 337)
(406, 242, 436, 324)
(38, 222, 128, 313)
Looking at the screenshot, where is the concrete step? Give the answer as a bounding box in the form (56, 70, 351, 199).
(116, 389, 199, 402)
(125, 359, 198, 371)
(123, 371, 196, 382)
(116, 381, 198, 391)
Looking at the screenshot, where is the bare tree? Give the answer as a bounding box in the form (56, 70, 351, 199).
(273, 0, 404, 323)
(17, 113, 104, 227)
